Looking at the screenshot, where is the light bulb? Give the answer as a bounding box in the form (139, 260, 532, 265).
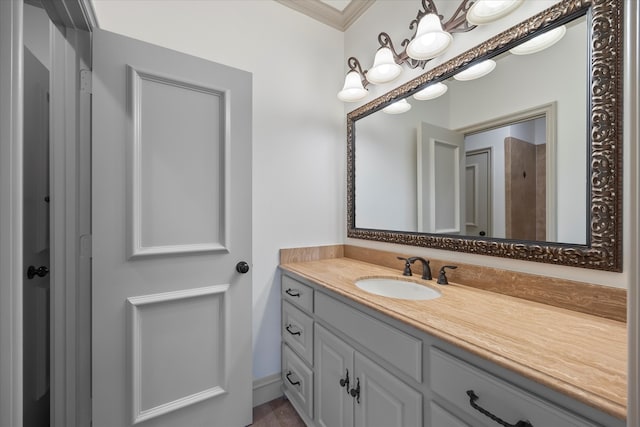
(510, 26, 567, 55)
(413, 82, 448, 101)
(337, 71, 368, 102)
(406, 14, 452, 60)
(367, 47, 402, 84)
(382, 99, 412, 114)
(466, 0, 524, 25)
(453, 59, 496, 81)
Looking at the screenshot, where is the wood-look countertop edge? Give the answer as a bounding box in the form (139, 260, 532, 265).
(280, 260, 627, 420)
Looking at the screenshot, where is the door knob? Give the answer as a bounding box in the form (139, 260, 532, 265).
(27, 265, 49, 279)
(235, 261, 250, 274)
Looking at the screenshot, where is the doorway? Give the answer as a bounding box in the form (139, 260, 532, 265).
(461, 104, 555, 241)
(23, 3, 51, 426)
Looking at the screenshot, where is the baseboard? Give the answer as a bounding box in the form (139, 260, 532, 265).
(253, 373, 283, 407)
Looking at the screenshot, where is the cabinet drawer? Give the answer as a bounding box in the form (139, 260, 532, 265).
(282, 275, 314, 312)
(430, 348, 598, 427)
(315, 291, 422, 382)
(282, 300, 313, 364)
(282, 344, 313, 419)
(430, 402, 470, 427)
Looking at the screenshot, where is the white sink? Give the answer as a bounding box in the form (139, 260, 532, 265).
(355, 278, 441, 301)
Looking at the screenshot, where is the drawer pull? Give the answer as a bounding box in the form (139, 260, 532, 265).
(466, 390, 533, 427)
(285, 288, 301, 297)
(339, 369, 350, 392)
(286, 371, 301, 387)
(350, 378, 360, 404)
(285, 324, 302, 336)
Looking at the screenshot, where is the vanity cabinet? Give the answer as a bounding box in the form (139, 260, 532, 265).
(315, 323, 422, 427)
(280, 271, 622, 427)
(429, 348, 599, 427)
(281, 275, 316, 423)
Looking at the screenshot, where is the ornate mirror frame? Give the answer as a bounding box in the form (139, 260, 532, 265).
(347, 0, 623, 271)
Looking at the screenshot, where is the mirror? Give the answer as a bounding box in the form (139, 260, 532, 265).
(347, 0, 623, 271)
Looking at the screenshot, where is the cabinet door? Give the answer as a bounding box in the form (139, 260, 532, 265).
(314, 324, 354, 427)
(354, 352, 422, 427)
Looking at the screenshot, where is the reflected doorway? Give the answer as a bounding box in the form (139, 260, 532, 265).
(463, 114, 549, 241)
(23, 2, 51, 426)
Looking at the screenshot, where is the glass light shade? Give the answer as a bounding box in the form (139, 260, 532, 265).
(510, 25, 567, 55)
(413, 82, 448, 100)
(382, 99, 412, 114)
(466, 0, 524, 25)
(406, 14, 453, 60)
(367, 47, 402, 84)
(453, 59, 496, 81)
(337, 71, 368, 102)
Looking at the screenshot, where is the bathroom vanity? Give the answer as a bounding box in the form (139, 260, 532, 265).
(279, 252, 626, 427)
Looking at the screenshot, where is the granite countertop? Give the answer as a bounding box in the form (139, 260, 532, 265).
(280, 257, 627, 420)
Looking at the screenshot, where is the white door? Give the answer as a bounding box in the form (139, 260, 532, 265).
(92, 29, 252, 427)
(23, 46, 50, 427)
(417, 122, 465, 234)
(465, 149, 491, 237)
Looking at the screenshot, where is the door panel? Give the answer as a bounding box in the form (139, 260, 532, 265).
(354, 352, 422, 427)
(417, 122, 465, 234)
(315, 324, 354, 427)
(92, 29, 252, 427)
(23, 46, 50, 427)
(465, 149, 491, 237)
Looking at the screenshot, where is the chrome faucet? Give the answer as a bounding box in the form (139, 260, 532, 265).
(408, 257, 432, 280)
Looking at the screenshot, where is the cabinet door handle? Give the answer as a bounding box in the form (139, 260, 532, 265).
(339, 368, 350, 392)
(285, 324, 302, 336)
(350, 378, 360, 404)
(466, 390, 533, 427)
(285, 288, 301, 297)
(286, 371, 301, 386)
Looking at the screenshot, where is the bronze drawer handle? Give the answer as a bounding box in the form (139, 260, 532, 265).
(466, 390, 533, 427)
(286, 371, 301, 386)
(285, 324, 302, 336)
(285, 288, 301, 297)
(339, 369, 350, 392)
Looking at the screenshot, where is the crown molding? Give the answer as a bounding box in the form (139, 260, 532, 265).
(275, 0, 374, 31)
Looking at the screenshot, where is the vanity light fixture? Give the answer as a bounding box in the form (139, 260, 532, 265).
(382, 99, 412, 114)
(413, 82, 448, 100)
(466, 0, 524, 25)
(509, 25, 567, 55)
(367, 47, 403, 84)
(337, 58, 369, 102)
(406, 13, 453, 60)
(453, 59, 496, 81)
(338, 0, 485, 102)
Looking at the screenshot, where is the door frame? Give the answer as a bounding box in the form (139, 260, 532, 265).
(0, 2, 25, 426)
(0, 1, 95, 426)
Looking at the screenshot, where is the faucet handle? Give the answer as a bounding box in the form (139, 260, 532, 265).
(396, 257, 413, 276)
(437, 265, 458, 285)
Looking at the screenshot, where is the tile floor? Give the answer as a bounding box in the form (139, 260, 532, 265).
(250, 397, 306, 427)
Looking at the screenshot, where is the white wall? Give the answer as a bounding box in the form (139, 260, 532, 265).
(344, 0, 631, 290)
(92, 0, 345, 381)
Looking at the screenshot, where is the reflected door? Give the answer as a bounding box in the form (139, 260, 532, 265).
(465, 149, 491, 237)
(92, 29, 252, 427)
(23, 47, 50, 427)
(417, 122, 465, 234)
